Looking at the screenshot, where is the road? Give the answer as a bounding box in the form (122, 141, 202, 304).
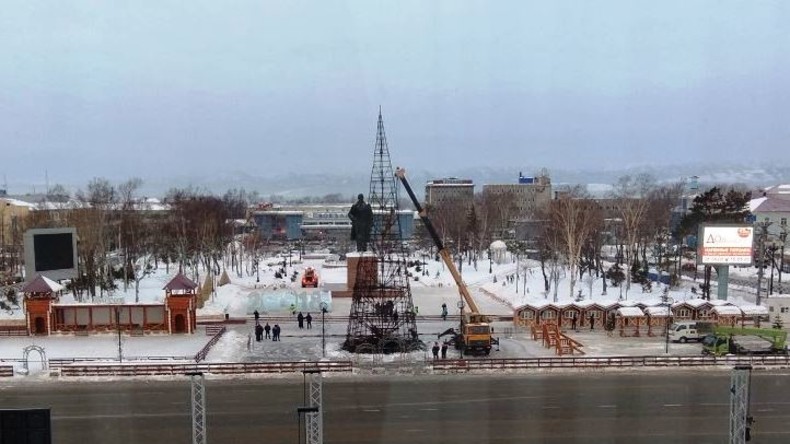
(3, 371, 790, 443)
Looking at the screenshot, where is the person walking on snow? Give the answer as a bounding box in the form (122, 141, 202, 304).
(306, 313, 313, 329)
(264, 322, 271, 339)
(441, 342, 448, 359)
(441, 303, 448, 321)
(432, 342, 440, 359)
(255, 323, 263, 342)
(571, 313, 577, 331)
(254, 310, 260, 323)
(297, 312, 305, 329)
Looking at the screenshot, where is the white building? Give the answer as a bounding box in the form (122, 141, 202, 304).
(767, 295, 790, 327)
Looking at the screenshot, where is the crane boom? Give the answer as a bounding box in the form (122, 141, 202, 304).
(395, 167, 481, 315)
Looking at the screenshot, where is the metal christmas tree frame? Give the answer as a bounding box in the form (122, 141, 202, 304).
(343, 110, 422, 353)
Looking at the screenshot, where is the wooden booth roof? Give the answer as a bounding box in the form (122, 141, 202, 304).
(22, 274, 64, 293)
(163, 273, 198, 291)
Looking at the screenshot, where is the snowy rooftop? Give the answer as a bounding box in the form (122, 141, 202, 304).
(616, 307, 645, 317)
(644, 306, 671, 316)
(712, 305, 743, 315)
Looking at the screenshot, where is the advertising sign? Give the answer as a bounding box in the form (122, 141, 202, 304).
(698, 225, 754, 265)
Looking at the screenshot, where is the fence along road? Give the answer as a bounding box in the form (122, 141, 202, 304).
(12, 354, 788, 378)
(431, 354, 790, 372)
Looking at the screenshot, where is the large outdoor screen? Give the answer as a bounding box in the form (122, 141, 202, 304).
(23, 228, 78, 281)
(0, 408, 51, 444)
(698, 224, 754, 266)
(33, 233, 74, 271)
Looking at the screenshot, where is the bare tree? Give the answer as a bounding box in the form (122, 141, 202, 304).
(71, 178, 116, 300)
(546, 187, 600, 299)
(611, 174, 655, 298)
(477, 189, 518, 247)
(117, 178, 142, 293)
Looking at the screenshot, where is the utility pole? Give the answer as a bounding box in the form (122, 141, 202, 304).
(302, 370, 323, 444)
(187, 372, 207, 444)
(756, 222, 771, 307)
(729, 365, 752, 444)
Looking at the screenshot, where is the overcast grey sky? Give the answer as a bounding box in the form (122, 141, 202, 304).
(2, 1, 788, 187)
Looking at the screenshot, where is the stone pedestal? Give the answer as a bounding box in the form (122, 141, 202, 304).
(347, 252, 378, 289)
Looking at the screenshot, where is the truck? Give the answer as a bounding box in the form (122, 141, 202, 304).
(301, 267, 319, 288)
(668, 321, 715, 343)
(395, 167, 498, 356)
(702, 326, 788, 356)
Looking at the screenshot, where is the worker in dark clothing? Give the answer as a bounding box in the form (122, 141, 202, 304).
(589, 313, 595, 330)
(441, 342, 448, 359)
(254, 310, 260, 322)
(264, 323, 271, 339)
(571, 313, 578, 331)
(306, 313, 313, 329)
(441, 303, 448, 321)
(432, 342, 440, 359)
(297, 312, 305, 329)
(255, 323, 263, 342)
(273, 324, 281, 341)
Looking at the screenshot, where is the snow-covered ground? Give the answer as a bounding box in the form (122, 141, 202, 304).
(1, 252, 748, 376)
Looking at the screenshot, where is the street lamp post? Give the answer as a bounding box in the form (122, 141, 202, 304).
(779, 229, 787, 292)
(515, 253, 520, 293)
(769, 243, 777, 295)
(115, 306, 123, 363)
(663, 296, 674, 354)
(488, 247, 492, 274)
(457, 300, 465, 358)
(320, 302, 328, 357)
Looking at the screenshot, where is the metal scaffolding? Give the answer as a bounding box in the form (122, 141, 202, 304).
(343, 109, 421, 353)
(729, 365, 752, 444)
(304, 370, 323, 444)
(188, 372, 207, 444)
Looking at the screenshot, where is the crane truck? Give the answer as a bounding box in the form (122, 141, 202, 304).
(702, 326, 788, 356)
(395, 167, 498, 356)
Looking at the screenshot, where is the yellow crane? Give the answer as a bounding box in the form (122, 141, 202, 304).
(395, 167, 497, 355)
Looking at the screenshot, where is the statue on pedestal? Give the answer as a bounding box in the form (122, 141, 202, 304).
(348, 193, 373, 252)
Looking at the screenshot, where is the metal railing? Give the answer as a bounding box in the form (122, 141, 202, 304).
(194, 326, 227, 362)
(57, 360, 353, 377)
(431, 355, 790, 372)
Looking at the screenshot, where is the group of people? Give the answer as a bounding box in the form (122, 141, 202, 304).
(254, 321, 281, 341)
(569, 312, 616, 333)
(251, 308, 319, 342)
(431, 341, 450, 359)
(253, 309, 281, 342)
(296, 312, 313, 329)
(570, 313, 597, 332)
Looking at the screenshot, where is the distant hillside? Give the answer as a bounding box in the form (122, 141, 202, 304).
(6, 161, 788, 200)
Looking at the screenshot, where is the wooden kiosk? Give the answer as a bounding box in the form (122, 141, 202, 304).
(22, 274, 63, 336)
(164, 273, 199, 334)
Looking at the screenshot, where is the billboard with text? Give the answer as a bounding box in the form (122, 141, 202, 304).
(698, 224, 754, 265)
